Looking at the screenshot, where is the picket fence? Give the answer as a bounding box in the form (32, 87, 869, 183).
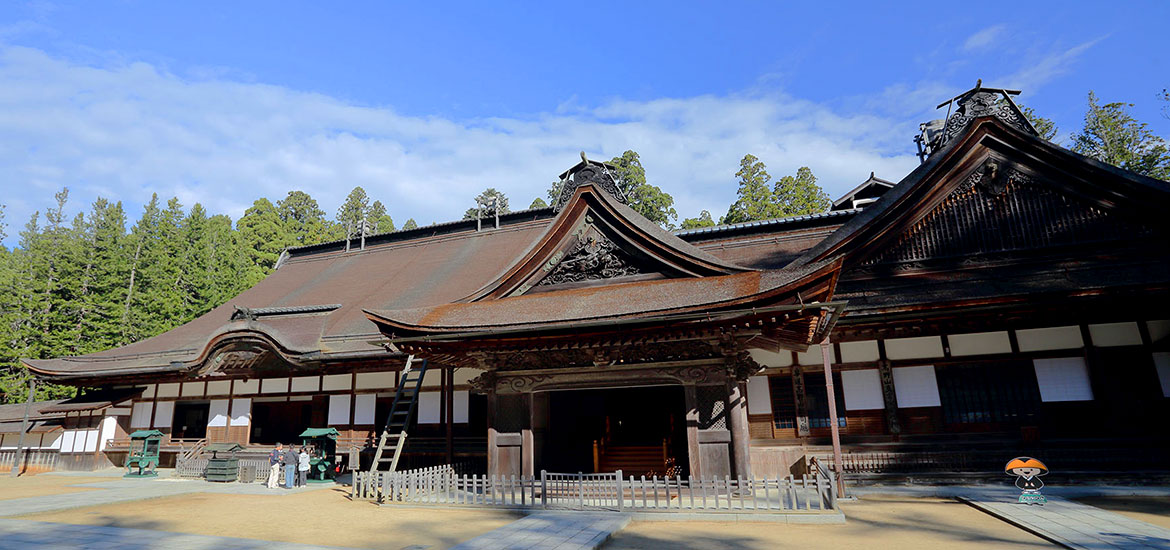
(352, 465, 836, 512)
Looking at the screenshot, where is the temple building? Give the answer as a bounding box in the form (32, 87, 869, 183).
(9, 84, 1170, 479)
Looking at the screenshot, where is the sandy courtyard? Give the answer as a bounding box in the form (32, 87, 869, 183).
(606, 494, 1056, 550)
(22, 486, 521, 549)
(0, 474, 108, 501)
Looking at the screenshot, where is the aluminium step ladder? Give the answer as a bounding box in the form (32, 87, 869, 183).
(368, 355, 429, 474)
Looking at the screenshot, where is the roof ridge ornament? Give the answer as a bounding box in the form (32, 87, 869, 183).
(915, 79, 1038, 162)
(551, 151, 628, 211)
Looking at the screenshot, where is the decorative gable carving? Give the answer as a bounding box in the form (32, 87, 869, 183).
(553, 154, 627, 212)
(863, 159, 1153, 267)
(536, 224, 643, 287)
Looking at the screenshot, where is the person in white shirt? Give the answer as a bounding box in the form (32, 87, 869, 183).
(297, 446, 311, 486)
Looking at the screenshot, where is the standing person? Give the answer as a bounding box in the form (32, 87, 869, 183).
(267, 443, 283, 489)
(284, 444, 298, 489)
(298, 446, 311, 487)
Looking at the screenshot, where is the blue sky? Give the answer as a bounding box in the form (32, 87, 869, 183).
(1, 1, 1168, 246)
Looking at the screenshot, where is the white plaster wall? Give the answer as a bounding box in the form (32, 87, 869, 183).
(453, 391, 469, 423)
(839, 341, 879, 363)
(155, 383, 180, 398)
(892, 366, 941, 408)
(422, 369, 442, 387)
(208, 399, 230, 427)
(948, 331, 1011, 356)
(233, 379, 260, 395)
(884, 336, 944, 360)
(180, 382, 204, 398)
(1154, 352, 1170, 398)
(841, 369, 884, 410)
(453, 369, 477, 385)
(322, 374, 352, 391)
(356, 372, 396, 390)
(1033, 358, 1094, 402)
(1015, 326, 1083, 352)
(1088, 322, 1142, 347)
(98, 416, 117, 451)
(327, 395, 351, 425)
(230, 398, 251, 426)
(205, 380, 232, 396)
(749, 348, 794, 368)
(353, 394, 376, 425)
(261, 378, 290, 394)
(746, 376, 772, 415)
(796, 345, 836, 366)
(417, 392, 441, 424)
(290, 376, 320, 393)
(130, 402, 154, 428)
(152, 401, 175, 428)
(1147, 320, 1170, 342)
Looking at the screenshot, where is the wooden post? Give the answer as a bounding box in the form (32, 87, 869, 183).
(820, 339, 845, 498)
(10, 378, 36, 477)
(444, 367, 454, 464)
(727, 381, 752, 479)
(683, 384, 701, 478)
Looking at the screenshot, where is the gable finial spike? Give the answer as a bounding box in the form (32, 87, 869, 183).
(976, 78, 982, 89)
(580, 151, 588, 164)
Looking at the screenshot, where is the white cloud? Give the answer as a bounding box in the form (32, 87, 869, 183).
(0, 44, 921, 245)
(963, 25, 1007, 51)
(999, 36, 1105, 93)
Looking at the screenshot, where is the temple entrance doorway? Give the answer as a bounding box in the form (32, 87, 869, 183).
(171, 401, 209, 440)
(250, 400, 313, 445)
(542, 385, 687, 477)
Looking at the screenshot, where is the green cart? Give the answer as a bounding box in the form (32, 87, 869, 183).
(124, 429, 163, 478)
(299, 427, 339, 483)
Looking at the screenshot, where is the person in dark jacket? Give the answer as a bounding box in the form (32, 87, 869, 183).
(267, 443, 283, 489)
(283, 446, 299, 489)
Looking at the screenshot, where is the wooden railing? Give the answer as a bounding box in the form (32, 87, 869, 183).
(353, 466, 837, 512)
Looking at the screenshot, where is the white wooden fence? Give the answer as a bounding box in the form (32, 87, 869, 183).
(353, 466, 837, 512)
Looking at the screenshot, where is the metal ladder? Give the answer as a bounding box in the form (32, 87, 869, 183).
(368, 355, 428, 474)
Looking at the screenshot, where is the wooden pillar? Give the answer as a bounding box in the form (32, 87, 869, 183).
(488, 392, 524, 478)
(821, 339, 845, 498)
(529, 391, 549, 476)
(792, 366, 810, 438)
(877, 360, 901, 436)
(684, 384, 702, 478)
(10, 378, 36, 477)
(486, 388, 497, 476)
(444, 367, 454, 464)
(727, 380, 752, 479)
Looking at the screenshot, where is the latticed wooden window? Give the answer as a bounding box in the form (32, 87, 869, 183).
(935, 361, 1040, 426)
(803, 372, 846, 428)
(769, 375, 795, 429)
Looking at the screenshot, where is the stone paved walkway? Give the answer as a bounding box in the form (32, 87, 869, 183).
(451, 511, 631, 550)
(0, 518, 352, 550)
(959, 491, 1170, 550)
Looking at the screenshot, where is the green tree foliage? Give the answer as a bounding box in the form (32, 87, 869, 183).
(463, 188, 510, 220)
(723, 155, 831, 224)
(607, 151, 678, 228)
(1072, 91, 1170, 180)
(774, 167, 830, 216)
(1019, 105, 1058, 141)
(680, 210, 716, 230)
(277, 191, 330, 245)
(0, 185, 405, 403)
(528, 197, 549, 209)
(724, 154, 778, 224)
(402, 218, 419, 230)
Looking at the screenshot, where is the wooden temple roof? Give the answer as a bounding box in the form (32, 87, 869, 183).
(23, 102, 1170, 382)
